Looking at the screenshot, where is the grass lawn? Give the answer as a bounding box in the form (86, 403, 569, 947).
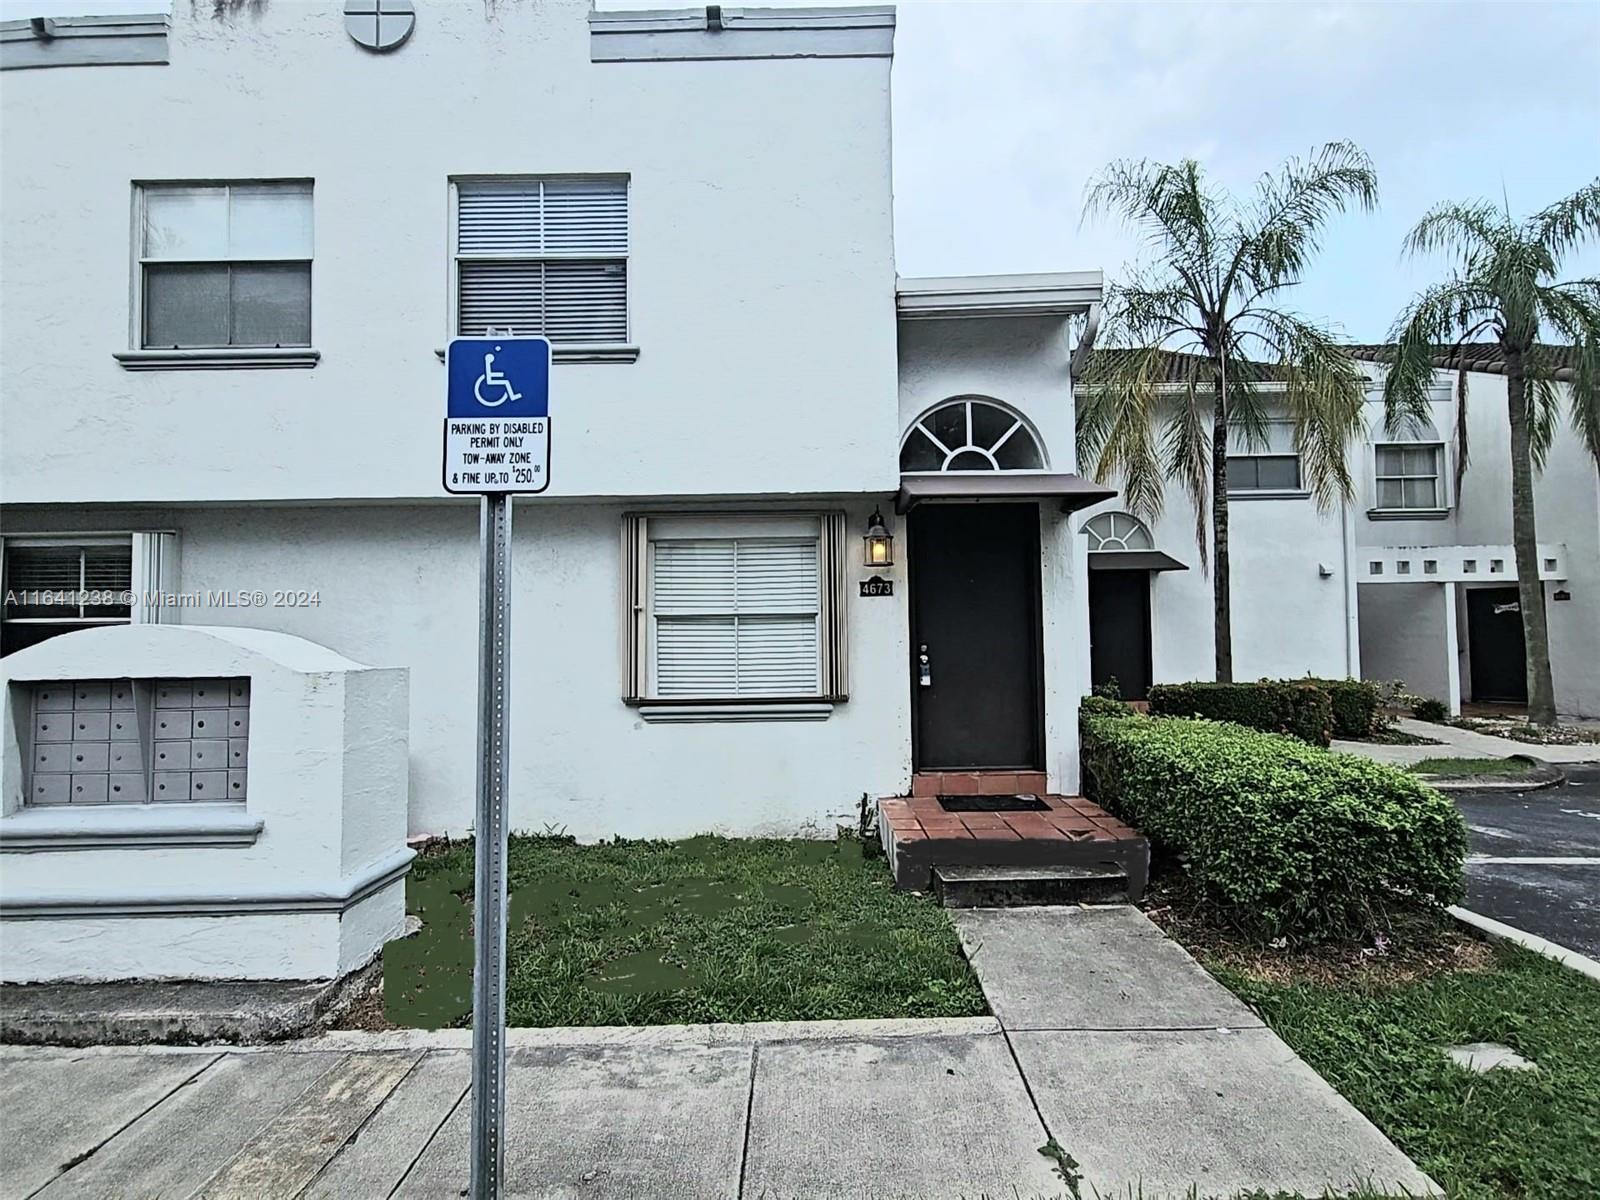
(380, 834, 986, 1029)
(1157, 894, 1600, 1200)
(1408, 756, 1536, 779)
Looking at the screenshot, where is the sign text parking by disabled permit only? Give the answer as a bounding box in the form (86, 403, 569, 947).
(444, 337, 551, 494)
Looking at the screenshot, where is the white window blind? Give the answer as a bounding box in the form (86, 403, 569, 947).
(652, 539, 820, 698)
(456, 179, 628, 344)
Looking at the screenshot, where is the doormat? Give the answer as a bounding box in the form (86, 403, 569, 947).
(937, 794, 1048, 813)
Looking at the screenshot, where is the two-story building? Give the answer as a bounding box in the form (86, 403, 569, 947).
(1, 2, 1112, 841)
(1080, 348, 1599, 719)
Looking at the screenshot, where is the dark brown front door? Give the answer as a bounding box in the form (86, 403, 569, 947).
(1467, 586, 1528, 704)
(909, 503, 1043, 770)
(1089, 570, 1152, 700)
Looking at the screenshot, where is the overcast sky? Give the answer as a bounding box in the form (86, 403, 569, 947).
(889, 0, 1600, 341)
(8, 0, 1597, 342)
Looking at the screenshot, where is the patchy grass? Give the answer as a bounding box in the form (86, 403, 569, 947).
(379, 834, 986, 1029)
(1409, 756, 1537, 779)
(1153, 875, 1600, 1200)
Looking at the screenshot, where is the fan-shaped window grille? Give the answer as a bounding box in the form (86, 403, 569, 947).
(1084, 512, 1154, 552)
(899, 399, 1045, 472)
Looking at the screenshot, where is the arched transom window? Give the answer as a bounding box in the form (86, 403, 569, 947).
(1084, 511, 1154, 552)
(900, 399, 1046, 472)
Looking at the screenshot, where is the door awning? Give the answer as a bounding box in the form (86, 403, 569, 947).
(896, 473, 1117, 515)
(1089, 550, 1188, 572)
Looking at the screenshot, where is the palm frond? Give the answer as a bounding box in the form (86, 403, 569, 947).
(1403, 199, 1506, 262)
(1535, 279, 1600, 470)
(1233, 141, 1378, 298)
(1237, 309, 1367, 507)
(1534, 179, 1600, 259)
(1380, 281, 1498, 435)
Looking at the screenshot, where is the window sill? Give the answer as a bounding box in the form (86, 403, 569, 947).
(1226, 489, 1311, 501)
(433, 344, 639, 364)
(635, 701, 835, 724)
(1367, 508, 1450, 521)
(114, 348, 320, 371)
(0, 803, 261, 852)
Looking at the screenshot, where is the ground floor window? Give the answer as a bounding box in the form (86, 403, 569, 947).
(621, 513, 849, 703)
(1, 537, 134, 657)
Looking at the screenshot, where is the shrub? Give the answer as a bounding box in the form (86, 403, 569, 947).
(1092, 676, 1123, 700)
(1081, 712, 1466, 941)
(1304, 677, 1383, 739)
(1410, 696, 1448, 723)
(1147, 680, 1333, 746)
(1080, 693, 1135, 719)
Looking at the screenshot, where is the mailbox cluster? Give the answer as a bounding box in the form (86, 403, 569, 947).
(28, 677, 250, 806)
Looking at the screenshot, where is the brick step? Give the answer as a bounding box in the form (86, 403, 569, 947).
(934, 864, 1130, 909)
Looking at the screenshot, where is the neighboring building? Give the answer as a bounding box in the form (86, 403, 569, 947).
(0, 3, 1109, 841)
(1079, 348, 1599, 718)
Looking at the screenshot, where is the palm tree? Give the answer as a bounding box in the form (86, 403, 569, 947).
(1381, 181, 1600, 725)
(1079, 144, 1378, 681)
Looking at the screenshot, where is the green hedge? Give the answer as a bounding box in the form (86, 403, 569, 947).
(1304, 678, 1383, 739)
(1081, 712, 1466, 941)
(1148, 680, 1334, 746)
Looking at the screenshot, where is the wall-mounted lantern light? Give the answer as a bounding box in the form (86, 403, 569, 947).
(863, 508, 894, 568)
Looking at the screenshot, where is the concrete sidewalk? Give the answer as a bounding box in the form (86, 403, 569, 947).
(1334, 717, 1600, 766)
(0, 908, 1436, 1199)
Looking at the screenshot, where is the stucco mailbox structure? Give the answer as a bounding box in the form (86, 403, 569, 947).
(0, 625, 412, 983)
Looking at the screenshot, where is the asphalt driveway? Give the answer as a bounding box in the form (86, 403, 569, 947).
(1456, 763, 1600, 958)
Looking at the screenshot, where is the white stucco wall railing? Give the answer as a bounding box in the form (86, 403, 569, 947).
(1358, 543, 1568, 585)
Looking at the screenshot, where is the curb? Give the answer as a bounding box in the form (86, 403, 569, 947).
(0, 1015, 1005, 1056)
(1448, 906, 1600, 984)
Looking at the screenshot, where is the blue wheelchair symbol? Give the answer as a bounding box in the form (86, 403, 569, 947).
(447, 337, 550, 419)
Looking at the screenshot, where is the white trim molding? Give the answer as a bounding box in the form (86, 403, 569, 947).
(0, 803, 262, 853)
(637, 702, 835, 723)
(896, 273, 1103, 320)
(0, 13, 168, 71)
(0, 846, 413, 918)
(114, 348, 321, 371)
(590, 5, 896, 63)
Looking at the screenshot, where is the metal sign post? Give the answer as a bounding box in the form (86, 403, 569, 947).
(443, 335, 551, 1200)
(469, 490, 512, 1200)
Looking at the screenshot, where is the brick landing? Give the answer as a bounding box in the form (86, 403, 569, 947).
(878, 792, 1149, 899)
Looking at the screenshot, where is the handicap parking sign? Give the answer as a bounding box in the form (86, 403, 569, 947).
(443, 336, 551, 494)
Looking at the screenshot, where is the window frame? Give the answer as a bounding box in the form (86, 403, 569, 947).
(448, 175, 635, 358)
(1226, 420, 1306, 497)
(621, 512, 849, 712)
(2, 535, 135, 655)
(1372, 441, 1448, 515)
(129, 180, 315, 355)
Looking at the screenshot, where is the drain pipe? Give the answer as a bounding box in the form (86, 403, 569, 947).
(1069, 302, 1102, 381)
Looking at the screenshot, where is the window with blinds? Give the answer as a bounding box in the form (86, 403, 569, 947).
(1, 539, 135, 657)
(1226, 420, 1303, 493)
(621, 514, 850, 704)
(454, 178, 628, 345)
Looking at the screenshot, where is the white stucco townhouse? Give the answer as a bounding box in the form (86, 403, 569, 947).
(1080, 348, 1599, 720)
(0, 2, 1116, 849)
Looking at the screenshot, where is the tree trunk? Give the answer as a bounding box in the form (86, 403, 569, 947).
(1211, 373, 1233, 682)
(1504, 351, 1558, 724)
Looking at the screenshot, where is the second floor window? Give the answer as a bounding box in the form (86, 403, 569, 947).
(137, 182, 313, 349)
(453, 177, 629, 344)
(1375, 444, 1444, 511)
(1228, 421, 1302, 493)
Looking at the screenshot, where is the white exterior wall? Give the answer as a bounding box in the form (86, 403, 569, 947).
(0, 0, 900, 505)
(1358, 583, 1457, 706)
(1136, 492, 1354, 684)
(2, 502, 912, 837)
